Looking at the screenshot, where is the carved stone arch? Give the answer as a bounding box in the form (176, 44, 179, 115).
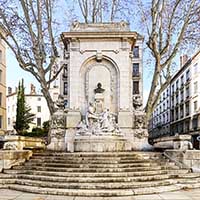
(79, 56, 119, 115)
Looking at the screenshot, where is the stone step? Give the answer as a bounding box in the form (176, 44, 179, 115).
(6, 184, 185, 196)
(12, 165, 164, 172)
(32, 152, 163, 160)
(29, 158, 151, 164)
(177, 173, 200, 178)
(24, 162, 159, 168)
(0, 178, 178, 189)
(3, 168, 189, 178)
(0, 173, 173, 183)
(33, 151, 161, 156)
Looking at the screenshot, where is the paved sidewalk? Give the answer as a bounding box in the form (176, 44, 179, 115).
(0, 189, 200, 200)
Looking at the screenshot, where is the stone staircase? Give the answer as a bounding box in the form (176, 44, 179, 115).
(0, 151, 200, 197)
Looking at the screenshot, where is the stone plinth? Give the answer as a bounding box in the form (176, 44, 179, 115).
(0, 150, 32, 172)
(153, 134, 192, 150)
(3, 136, 45, 150)
(74, 134, 131, 152)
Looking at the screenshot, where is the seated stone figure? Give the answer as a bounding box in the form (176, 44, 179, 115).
(100, 109, 115, 132)
(85, 102, 99, 128)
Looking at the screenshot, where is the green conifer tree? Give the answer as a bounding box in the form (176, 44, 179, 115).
(14, 79, 35, 134)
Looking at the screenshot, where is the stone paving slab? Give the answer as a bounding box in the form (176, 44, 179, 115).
(0, 189, 200, 200)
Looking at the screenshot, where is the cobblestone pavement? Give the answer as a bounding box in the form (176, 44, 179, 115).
(0, 189, 200, 200)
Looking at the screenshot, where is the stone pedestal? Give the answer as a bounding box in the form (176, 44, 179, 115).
(47, 130, 66, 151)
(153, 134, 193, 150)
(74, 134, 131, 152)
(47, 96, 67, 151)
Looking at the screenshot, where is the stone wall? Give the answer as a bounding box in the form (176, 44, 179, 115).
(165, 149, 200, 171)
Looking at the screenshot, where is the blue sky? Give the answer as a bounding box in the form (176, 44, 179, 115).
(6, 50, 39, 94)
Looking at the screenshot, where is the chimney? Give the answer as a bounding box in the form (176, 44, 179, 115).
(8, 87, 12, 95)
(180, 54, 188, 68)
(30, 83, 36, 95)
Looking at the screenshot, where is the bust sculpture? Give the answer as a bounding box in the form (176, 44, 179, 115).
(94, 83, 105, 94)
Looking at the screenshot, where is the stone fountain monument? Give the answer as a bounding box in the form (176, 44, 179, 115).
(48, 21, 149, 152)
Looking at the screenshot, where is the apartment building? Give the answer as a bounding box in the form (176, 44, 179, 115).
(148, 85, 171, 139)
(148, 51, 200, 149)
(0, 26, 6, 135)
(7, 85, 50, 132)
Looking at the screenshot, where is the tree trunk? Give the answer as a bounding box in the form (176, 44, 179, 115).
(40, 84, 55, 116)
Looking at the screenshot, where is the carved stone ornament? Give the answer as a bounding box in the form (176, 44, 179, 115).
(133, 96, 143, 111)
(134, 129, 148, 139)
(135, 114, 147, 129)
(3, 142, 18, 150)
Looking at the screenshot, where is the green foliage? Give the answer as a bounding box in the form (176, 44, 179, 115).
(22, 127, 48, 138)
(14, 79, 35, 135)
(43, 120, 50, 133)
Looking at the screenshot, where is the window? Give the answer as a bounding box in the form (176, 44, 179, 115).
(0, 92, 2, 106)
(180, 90, 184, 102)
(37, 118, 41, 127)
(37, 106, 41, 112)
(176, 80, 179, 90)
(8, 117, 10, 126)
(194, 81, 198, 94)
(186, 69, 190, 81)
(63, 64, 68, 78)
(0, 50, 2, 63)
(194, 63, 198, 74)
(186, 86, 190, 98)
(172, 84, 174, 94)
(63, 82, 68, 95)
(192, 116, 198, 130)
(194, 101, 198, 111)
(180, 104, 184, 118)
(132, 63, 139, 76)
(172, 96, 174, 107)
(181, 75, 184, 86)
(185, 120, 190, 132)
(133, 81, 139, 94)
(0, 69, 2, 83)
(37, 97, 41, 101)
(0, 115, 2, 128)
(185, 102, 190, 116)
(163, 92, 165, 100)
(175, 107, 179, 120)
(133, 46, 139, 58)
(176, 92, 179, 104)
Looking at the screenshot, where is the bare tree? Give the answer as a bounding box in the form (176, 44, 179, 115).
(0, 0, 64, 115)
(75, 0, 123, 22)
(136, 0, 200, 119)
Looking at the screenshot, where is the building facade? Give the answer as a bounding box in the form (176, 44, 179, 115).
(7, 85, 50, 132)
(0, 27, 6, 135)
(148, 51, 200, 149)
